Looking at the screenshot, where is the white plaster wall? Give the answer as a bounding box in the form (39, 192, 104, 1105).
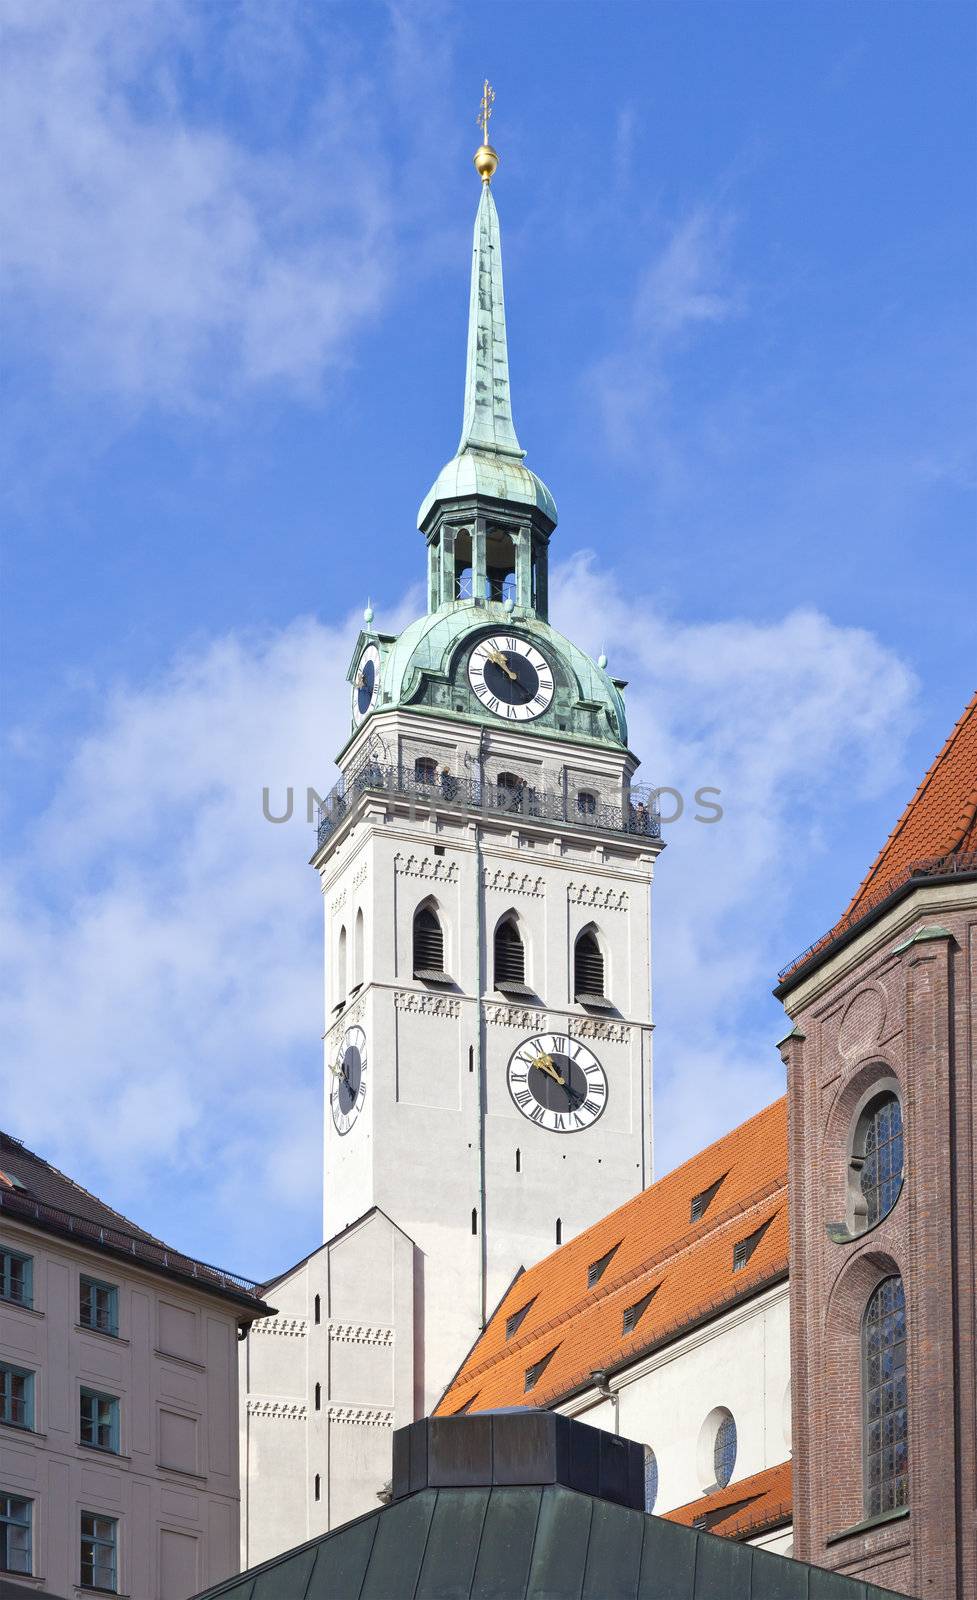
(0, 1219, 244, 1599)
(560, 1284, 791, 1517)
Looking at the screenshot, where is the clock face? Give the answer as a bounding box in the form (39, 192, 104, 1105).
(352, 645, 381, 725)
(507, 1032, 608, 1133)
(468, 634, 555, 722)
(330, 1025, 368, 1135)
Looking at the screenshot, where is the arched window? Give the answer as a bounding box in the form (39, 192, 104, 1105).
(643, 1447, 658, 1513)
(576, 790, 597, 817)
(714, 1414, 737, 1488)
(336, 925, 347, 1000)
(313, 1294, 320, 1325)
(352, 908, 364, 989)
(414, 756, 437, 786)
(413, 905, 445, 977)
(486, 527, 516, 602)
(494, 917, 526, 990)
(314, 1382, 321, 1411)
(864, 1276, 908, 1516)
(314, 1473, 320, 1502)
(855, 1092, 904, 1229)
(555, 1218, 562, 1245)
(574, 930, 605, 1000)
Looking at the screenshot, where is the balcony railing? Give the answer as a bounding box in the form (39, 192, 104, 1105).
(315, 760, 662, 849)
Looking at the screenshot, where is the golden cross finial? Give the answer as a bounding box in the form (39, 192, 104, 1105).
(478, 80, 495, 144)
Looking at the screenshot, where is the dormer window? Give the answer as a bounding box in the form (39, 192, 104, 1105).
(587, 1242, 620, 1289)
(732, 1220, 770, 1273)
(622, 1285, 659, 1335)
(524, 1347, 557, 1393)
(690, 1176, 725, 1224)
(505, 1298, 536, 1340)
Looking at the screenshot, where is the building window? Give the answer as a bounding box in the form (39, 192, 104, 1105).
(80, 1390, 120, 1454)
(524, 1348, 557, 1393)
(587, 1243, 619, 1289)
(495, 771, 533, 815)
(555, 1217, 562, 1245)
(0, 1249, 32, 1309)
(690, 1178, 724, 1224)
(714, 1414, 737, 1488)
(314, 1382, 321, 1411)
(856, 1092, 904, 1229)
(314, 1293, 321, 1325)
(643, 1447, 658, 1513)
(864, 1275, 908, 1516)
(337, 924, 348, 1000)
(576, 790, 597, 817)
(314, 1473, 321, 1502)
(80, 1277, 118, 1337)
(0, 1364, 33, 1430)
(574, 930, 605, 1000)
(494, 918, 525, 988)
(413, 905, 445, 976)
(80, 1512, 117, 1593)
(0, 1493, 32, 1574)
(414, 757, 438, 786)
(622, 1287, 658, 1336)
(505, 1298, 535, 1340)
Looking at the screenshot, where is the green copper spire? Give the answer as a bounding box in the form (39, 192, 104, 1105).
(457, 183, 524, 460)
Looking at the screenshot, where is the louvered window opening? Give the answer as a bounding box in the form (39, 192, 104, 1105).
(413, 909, 444, 975)
(622, 1288, 656, 1335)
(495, 923, 525, 986)
(506, 1300, 534, 1340)
(732, 1220, 768, 1273)
(524, 1349, 556, 1392)
(574, 933, 604, 999)
(587, 1244, 619, 1289)
(864, 1275, 908, 1516)
(859, 1092, 904, 1227)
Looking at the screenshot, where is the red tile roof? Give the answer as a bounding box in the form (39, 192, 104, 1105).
(436, 1098, 788, 1415)
(664, 1460, 792, 1541)
(778, 689, 977, 986)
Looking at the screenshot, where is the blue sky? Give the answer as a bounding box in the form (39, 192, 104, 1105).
(2, 0, 974, 1281)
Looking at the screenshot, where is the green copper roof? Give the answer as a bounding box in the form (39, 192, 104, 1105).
(417, 183, 557, 529)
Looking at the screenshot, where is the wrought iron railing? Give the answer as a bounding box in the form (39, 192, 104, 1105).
(315, 760, 662, 849)
(777, 847, 977, 984)
(0, 1187, 267, 1305)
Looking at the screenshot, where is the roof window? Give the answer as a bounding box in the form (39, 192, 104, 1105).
(587, 1242, 620, 1289)
(690, 1176, 725, 1224)
(505, 1297, 536, 1340)
(524, 1347, 558, 1393)
(622, 1285, 659, 1336)
(732, 1220, 770, 1273)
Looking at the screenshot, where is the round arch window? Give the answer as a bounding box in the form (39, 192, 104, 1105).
(697, 1407, 737, 1490)
(714, 1414, 737, 1487)
(643, 1446, 658, 1512)
(852, 1090, 903, 1231)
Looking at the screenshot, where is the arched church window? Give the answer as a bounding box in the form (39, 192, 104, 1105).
(714, 1414, 737, 1488)
(574, 930, 605, 1000)
(313, 1294, 320, 1324)
(494, 918, 526, 990)
(864, 1276, 908, 1515)
(414, 757, 438, 787)
(413, 905, 445, 977)
(337, 926, 347, 1000)
(643, 1447, 659, 1512)
(854, 1091, 904, 1229)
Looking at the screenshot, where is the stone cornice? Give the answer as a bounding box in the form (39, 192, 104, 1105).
(247, 1399, 307, 1421)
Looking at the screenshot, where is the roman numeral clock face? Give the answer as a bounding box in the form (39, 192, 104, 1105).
(507, 1033, 608, 1133)
(330, 1025, 368, 1134)
(468, 635, 554, 722)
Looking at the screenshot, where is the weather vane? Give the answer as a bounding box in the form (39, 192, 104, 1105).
(473, 80, 499, 184)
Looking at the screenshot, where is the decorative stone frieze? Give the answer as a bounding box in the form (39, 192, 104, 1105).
(394, 990, 460, 1018)
(351, 862, 368, 890)
(324, 1406, 394, 1428)
(330, 889, 347, 914)
(485, 1004, 541, 1030)
(567, 882, 629, 911)
(251, 1317, 308, 1339)
(247, 1399, 307, 1421)
(483, 868, 545, 898)
(394, 852, 459, 883)
(329, 1323, 394, 1346)
(569, 1017, 630, 1043)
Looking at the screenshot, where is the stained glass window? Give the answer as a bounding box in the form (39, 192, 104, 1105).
(714, 1414, 737, 1488)
(858, 1093, 904, 1227)
(643, 1447, 658, 1512)
(863, 1275, 908, 1517)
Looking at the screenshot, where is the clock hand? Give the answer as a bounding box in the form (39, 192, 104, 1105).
(531, 1053, 566, 1086)
(486, 647, 518, 681)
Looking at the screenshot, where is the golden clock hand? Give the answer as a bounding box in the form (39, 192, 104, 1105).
(531, 1053, 566, 1086)
(486, 647, 518, 681)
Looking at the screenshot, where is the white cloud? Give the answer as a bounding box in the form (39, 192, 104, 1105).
(0, 0, 394, 405)
(0, 564, 916, 1273)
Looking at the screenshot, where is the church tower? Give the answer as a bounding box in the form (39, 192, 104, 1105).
(240, 98, 663, 1560)
(315, 105, 662, 1397)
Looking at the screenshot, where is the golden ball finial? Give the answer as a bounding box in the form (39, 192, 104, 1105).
(473, 143, 499, 183)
